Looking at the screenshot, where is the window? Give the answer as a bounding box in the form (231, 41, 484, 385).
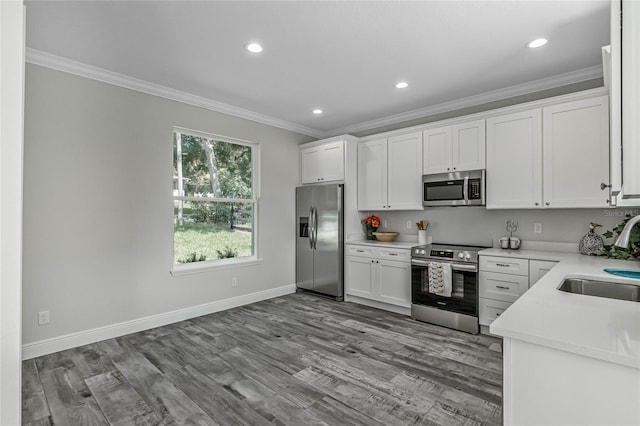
(173, 128, 258, 268)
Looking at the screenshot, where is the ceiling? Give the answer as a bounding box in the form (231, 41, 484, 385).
(24, 1, 611, 138)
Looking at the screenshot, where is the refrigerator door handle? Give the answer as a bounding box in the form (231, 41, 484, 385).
(309, 206, 315, 249)
(312, 206, 318, 250)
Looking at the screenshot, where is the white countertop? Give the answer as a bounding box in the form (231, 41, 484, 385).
(484, 248, 640, 369)
(346, 239, 417, 249)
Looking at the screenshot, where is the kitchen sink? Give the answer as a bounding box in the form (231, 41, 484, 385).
(558, 278, 640, 302)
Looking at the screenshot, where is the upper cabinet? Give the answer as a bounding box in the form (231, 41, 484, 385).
(486, 109, 543, 209)
(300, 140, 345, 184)
(358, 132, 423, 211)
(607, 0, 640, 204)
(486, 95, 610, 209)
(542, 96, 610, 208)
(423, 119, 486, 174)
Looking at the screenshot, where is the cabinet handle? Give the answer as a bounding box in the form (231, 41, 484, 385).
(495, 313, 501, 316)
(545, 202, 550, 206)
(447, 168, 450, 171)
(453, 167, 456, 170)
(496, 285, 510, 290)
(601, 182, 612, 190)
(389, 253, 398, 256)
(387, 205, 391, 208)
(495, 263, 511, 267)
(356, 250, 365, 253)
(535, 202, 539, 206)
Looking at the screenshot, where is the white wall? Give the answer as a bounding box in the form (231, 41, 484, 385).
(373, 207, 629, 248)
(22, 64, 314, 352)
(0, 1, 25, 423)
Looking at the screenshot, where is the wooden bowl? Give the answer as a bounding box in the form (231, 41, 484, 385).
(373, 232, 399, 242)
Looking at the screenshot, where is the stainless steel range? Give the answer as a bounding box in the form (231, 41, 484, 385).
(411, 243, 487, 334)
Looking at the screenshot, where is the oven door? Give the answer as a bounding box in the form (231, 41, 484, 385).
(411, 258, 478, 316)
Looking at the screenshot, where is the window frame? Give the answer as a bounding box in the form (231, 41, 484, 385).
(170, 127, 261, 275)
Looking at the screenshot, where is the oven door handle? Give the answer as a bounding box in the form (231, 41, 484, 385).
(411, 259, 478, 272)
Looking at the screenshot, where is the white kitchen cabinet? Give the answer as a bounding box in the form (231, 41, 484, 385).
(502, 338, 639, 425)
(345, 244, 411, 309)
(300, 140, 344, 184)
(542, 96, 610, 208)
(480, 255, 559, 328)
(479, 255, 529, 327)
(358, 132, 423, 211)
(607, 1, 640, 203)
(422, 119, 485, 174)
(529, 260, 558, 287)
(486, 109, 542, 209)
(345, 255, 375, 299)
(487, 95, 610, 209)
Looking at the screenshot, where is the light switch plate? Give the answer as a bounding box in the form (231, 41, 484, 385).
(534, 222, 543, 234)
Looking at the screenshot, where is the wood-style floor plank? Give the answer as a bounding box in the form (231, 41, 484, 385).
(21, 359, 51, 425)
(23, 293, 503, 425)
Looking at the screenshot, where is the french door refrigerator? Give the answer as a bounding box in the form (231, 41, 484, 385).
(296, 183, 344, 301)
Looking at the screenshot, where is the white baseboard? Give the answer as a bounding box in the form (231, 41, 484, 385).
(22, 284, 296, 360)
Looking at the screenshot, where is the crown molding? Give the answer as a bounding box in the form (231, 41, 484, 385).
(327, 65, 604, 136)
(26, 48, 603, 140)
(25, 48, 326, 139)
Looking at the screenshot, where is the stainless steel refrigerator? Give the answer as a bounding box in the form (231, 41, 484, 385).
(296, 183, 344, 300)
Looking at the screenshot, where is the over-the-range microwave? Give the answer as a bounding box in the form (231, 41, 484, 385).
(423, 170, 485, 207)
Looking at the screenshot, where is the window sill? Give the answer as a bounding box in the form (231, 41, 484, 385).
(170, 257, 263, 276)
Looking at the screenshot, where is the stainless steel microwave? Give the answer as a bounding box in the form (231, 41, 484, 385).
(423, 170, 485, 207)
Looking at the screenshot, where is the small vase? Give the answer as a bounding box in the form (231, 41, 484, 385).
(579, 222, 604, 256)
(364, 224, 377, 240)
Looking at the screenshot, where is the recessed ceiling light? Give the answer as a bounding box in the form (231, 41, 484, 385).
(528, 38, 548, 49)
(245, 42, 263, 53)
(313, 109, 323, 115)
(395, 81, 409, 89)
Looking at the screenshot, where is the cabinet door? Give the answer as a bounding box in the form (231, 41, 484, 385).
(622, 0, 640, 198)
(543, 97, 610, 208)
(486, 109, 542, 209)
(423, 126, 452, 174)
(357, 139, 387, 210)
(377, 259, 411, 307)
(318, 141, 344, 183)
(345, 256, 375, 299)
(529, 260, 558, 287)
(300, 147, 320, 184)
(452, 119, 486, 171)
(387, 132, 423, 210)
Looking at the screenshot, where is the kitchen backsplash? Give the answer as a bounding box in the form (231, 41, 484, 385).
(370, 207, 635, 248)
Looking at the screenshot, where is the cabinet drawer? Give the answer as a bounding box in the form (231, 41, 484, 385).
(480, 272, 529, 303)
(480, 256, 528, 276)
(347, 245, 374, 257)
(379, 248, 410, 262)
(479, 298, 512, 326)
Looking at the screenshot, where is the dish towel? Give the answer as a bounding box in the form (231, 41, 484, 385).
(428, 262, 452, 297)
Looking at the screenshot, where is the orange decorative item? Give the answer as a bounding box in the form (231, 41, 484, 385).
(361, 215, 381, 240)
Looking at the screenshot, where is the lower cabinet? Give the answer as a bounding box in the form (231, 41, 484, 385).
(345, 244, 411, 309)
(479, 255, 558, 327)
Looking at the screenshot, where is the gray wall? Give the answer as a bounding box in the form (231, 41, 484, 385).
(374, 207, 630, 248)
(23, 64, 314, 344)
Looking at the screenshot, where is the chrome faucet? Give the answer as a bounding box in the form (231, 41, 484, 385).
(614, 215, 640, 248)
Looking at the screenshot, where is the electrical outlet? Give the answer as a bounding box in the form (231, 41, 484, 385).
(406, 221, 412, 229)
(534, 222, 543, 234)
(383, 219, 387, 228)
(231, 277, 238, 287)
(38, 310, 50, 325)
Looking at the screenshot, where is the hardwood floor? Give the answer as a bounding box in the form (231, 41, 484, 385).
(22, 293, 503, 425)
